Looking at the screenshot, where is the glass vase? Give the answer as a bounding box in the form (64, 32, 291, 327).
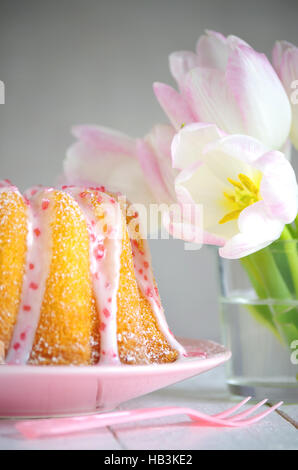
(218, 240, 298, 403)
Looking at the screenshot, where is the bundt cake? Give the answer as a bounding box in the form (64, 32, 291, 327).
(0, 180, 185, 366)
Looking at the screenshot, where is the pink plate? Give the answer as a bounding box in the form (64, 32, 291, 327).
(0, 338, 231, 418)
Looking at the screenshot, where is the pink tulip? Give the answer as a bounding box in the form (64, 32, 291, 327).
(64, 124, 176, 207)
(154, 30, 291, 151)
(273, 40, 298, 150)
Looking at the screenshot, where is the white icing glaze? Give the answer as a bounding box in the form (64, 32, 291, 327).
(6, 188, 53, 364)
(65, 188, 122, 365)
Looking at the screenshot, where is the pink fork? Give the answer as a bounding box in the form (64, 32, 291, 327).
(16, 397, 282, 439)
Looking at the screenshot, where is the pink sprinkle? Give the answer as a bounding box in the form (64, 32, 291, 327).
(31, 189, 38, 196)
(62, 185, 68, 190)
(30, 282, 38, 290)
(20, 332, 26, 341)
(24, 197, 30, 206)
(144, 261, 149, 269)
(99, 186, 106, 192)
(139, 250, 145, 256)
(94, 272, 100, 280)
(23, 305, 31, 312)
(132, 240, 138, 248)
(34, 228, 41, 237)
(29, 263, 35, 270)
(79, 191, 88, 199)
(4, 179, 12, 185)
(102, 350, 106, 355)
(154, 287, 159, 296)
(90, 233, 96, 242)
(105, 281, 111, 289)
(108, 297, 112, 303)
(100, 322, 106, 332)
(146, 287, 153, 297)
(144, 275, 148, 281)
(41, 199, 50, 210)
(110, 198, 116, 204)
(103, 308, 111, 318)
(94, 244, 105, 260)
(91, 220, 96, 226)
(13, 342, 21, 351)
(139, 269, 143, 274)
(97, 195, 103, 203)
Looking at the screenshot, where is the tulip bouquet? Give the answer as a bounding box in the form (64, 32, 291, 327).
(63, 32, 298, 359)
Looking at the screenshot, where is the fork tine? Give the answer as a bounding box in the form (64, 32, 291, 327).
(233, 401, 283, 426)
(228, 398, 268, 422)
(213, 396, 251, 418)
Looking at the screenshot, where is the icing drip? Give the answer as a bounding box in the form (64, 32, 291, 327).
(130, 234, 186, 357)
(66, 188, 122, 365)
(6, 188, 53, 364)
(0, 180, 18, 194)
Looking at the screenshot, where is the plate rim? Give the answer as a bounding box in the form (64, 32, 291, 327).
(0, 338, 231, 376)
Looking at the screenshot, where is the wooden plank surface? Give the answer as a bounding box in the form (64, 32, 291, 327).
(110, 366, 298, 450)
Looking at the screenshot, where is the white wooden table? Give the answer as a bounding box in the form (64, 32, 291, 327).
(0, 366, 297, 450)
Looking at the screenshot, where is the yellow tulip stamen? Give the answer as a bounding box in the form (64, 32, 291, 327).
(223, 192, 236, 203)
(227, 178, 244, 190)
(219, 209, 242, 224)
(219, 173, 261, 225)
(238, 173, 259, 194)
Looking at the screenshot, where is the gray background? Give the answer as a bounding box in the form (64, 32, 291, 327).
(0, 0, 297, 342)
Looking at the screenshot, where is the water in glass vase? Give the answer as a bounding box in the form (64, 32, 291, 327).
(220, 297, 298, 403)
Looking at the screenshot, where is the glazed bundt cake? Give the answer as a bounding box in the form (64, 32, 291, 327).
(0, 180, 184, 366)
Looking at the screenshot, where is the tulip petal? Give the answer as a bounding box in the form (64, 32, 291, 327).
(145, 125, 177, 200)
(169, 51, 200, 89)
(175, 160, 238, 241)
(162, 202, 204, 245)
(272, 40, 295, 75)
(226, 45, 292, 149)
(219, 201, 284, 259)
(153, 82, 196, 130)
(64, 140, 155, 207)
(136, 139, 173, 203)
(72, 125, 137, 156)
(196, 30, 229, 70)
(185, 66, 244, 133)
(168, 180, 226, 246)
(201, 134, 268, 183)
(273, 42, 298, 150)
(147, 124, 175, 161)
(255, 151, 298, 223)
(171, 122, 224, 170)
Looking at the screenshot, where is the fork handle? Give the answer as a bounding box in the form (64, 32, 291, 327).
(16, 406, 208, 438)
